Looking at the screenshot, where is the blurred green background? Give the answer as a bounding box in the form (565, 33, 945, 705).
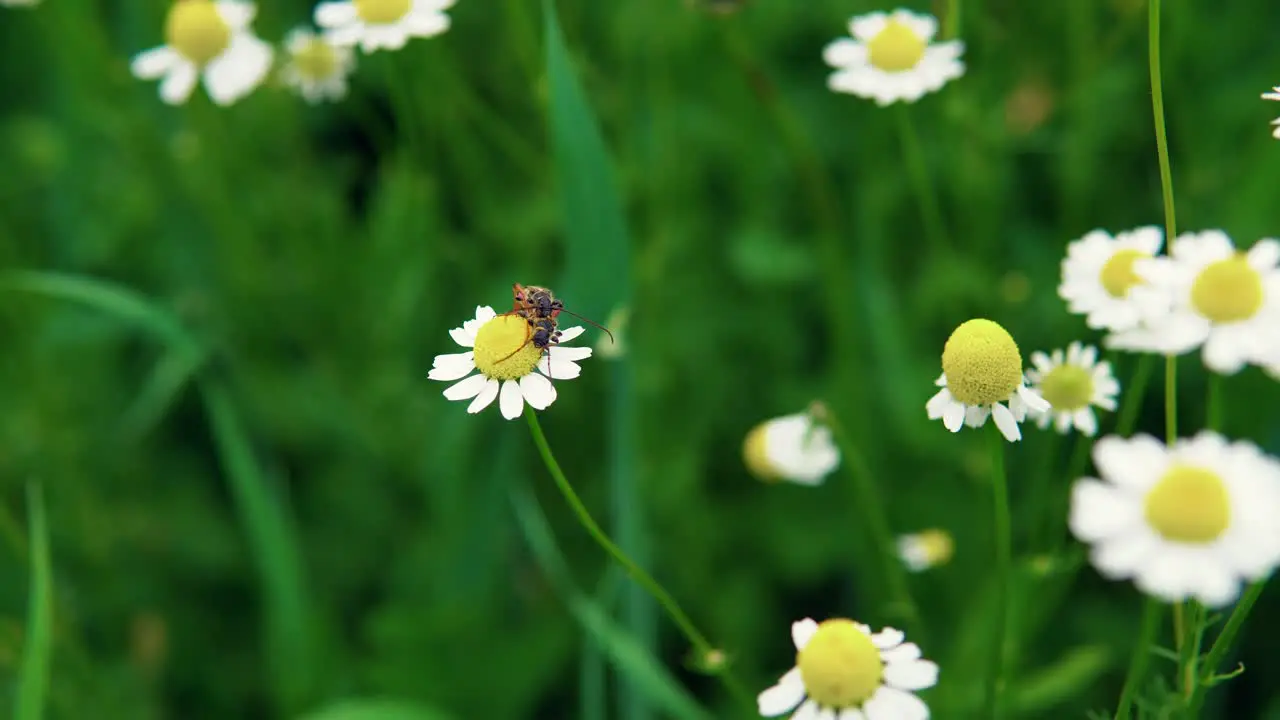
(3, 0, 1280, 718)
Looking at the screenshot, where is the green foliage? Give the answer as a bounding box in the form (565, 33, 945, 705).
(3, 0, 1280, 718)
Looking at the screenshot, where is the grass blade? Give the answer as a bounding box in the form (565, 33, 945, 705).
(295, 698, 456, 720)
(15, 482, 53, 720)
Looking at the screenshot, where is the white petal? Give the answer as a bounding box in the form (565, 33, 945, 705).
(1074, 408, 1098, 437)
(557, 326, 586, 343)
(215, 1, 255, 29)
(203, 34, 272, 105)
(315, 1, 358, 27)
(838, 710, 868, 720)
(1247, 238, 1280, 270)
(823, 38, 864, 67)
(757, 668, 806, 716)
(1202, 327, 1250, 375)
(863, 686, 929, 720)
(499, 379, 525, 420)
(925, 388, 951, 419)
(466, 378, 499, 413)
(159, 61, 199, 104)
(1017, 385, 1051, 413)
(449, 326, 475, 347)
(404, 8, 450, 36)
(131, 46, 178, 79)
(1068, 479, 1142, 542)
(870, 627, 904, 649)
(883, 658, 939, 691)
(991, 402, 1021, 442)
(519, 372, 557, 410)
(442, 373, 487, 400)
(551, 345, 593, 362)
(427, 352, 475, 381)
(942, 401, 964, 432)
(1093, 435, 1167, 491)
(1090, 529, 1160, 579)
(792, 700, 822, 720)
(543, 356, 581, 380)
(791, 618, 818, 650)
(879, 642, 921, 663)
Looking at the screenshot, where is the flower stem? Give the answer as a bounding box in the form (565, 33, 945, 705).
(823, 409, 922, 635)
(1114, 597, 1162, 719)
(983, 425, 1011, 720)
(943, 0, 961, 39)
(523, 411, 756, 714)
(1148, 0, 1178, 250)
(1115, 354, 1155, 436)
(895, 105, 949, 256)
(1189, 580, 1267, 713)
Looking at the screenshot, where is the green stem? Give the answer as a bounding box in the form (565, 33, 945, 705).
(823, 408, 922, 635)
(983, 425, 1011, 720)
(523, 411, 755, 713)
(1163, 355, 1177, 444)
(1190, 581, 1267, 713)
(943, 0, 961, 39)
(1114, 598, 1162, 719)
(1148, 0, 1178, 251)
(1115, 354, 1155, 436)
(895, 106, 949, 256)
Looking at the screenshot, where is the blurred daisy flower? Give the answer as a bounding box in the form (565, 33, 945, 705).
(822, 9, 964, 106)
(428, 305, 592, 420)
(1026, 342, 1119, 437)
(280, 28, 355, 103)
(1263, 86, 1280, 139)
(131, 0, 272, 106)
(0, 0, 41, 7)
(1059, 226, 1166, 332)
(1069, 433, 1280, 607)
(759, 617, 938, 720)
(926, 319, 1049, 442)
(315, 0, 453, 53)
(1106, 231, 1280, 374)
(897, 529, 954, 572)
(743, 409, 840, 486)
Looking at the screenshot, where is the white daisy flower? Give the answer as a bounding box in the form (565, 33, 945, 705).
(822, 9, 964, 106)
(1059, 226, 1167, 332)
(315, 0, 454, 54)
(1264, 86, 1280, 138)
(427, 305, 592, 420)
(1025, 342, 1120, 437)
(926, 318, 1049, 442)
(758, 618, 938, 720)
(131, 0, 273, 106)
(1105, 231, 1280, 374)
(897, 529, 954, 572)
(1069, 433, 1280, 607)
(280, 28, 355, 104)
(743, 411, 840, 486)
(0, 0, 41, 7)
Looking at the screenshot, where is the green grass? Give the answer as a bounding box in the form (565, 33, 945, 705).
(3, 0, 1280, 718)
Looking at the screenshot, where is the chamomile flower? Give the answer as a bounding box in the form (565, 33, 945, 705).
(131, 0, 273, 106)
(315, 0, 453, 54)
(743, 410, 840, 486)
(1026, 342, 1119, 437)
(1069, 433, 1280, 607)
(280, 28, 355, 103)
(898, 529, 954, 572)
(428, 305, 592, 420)
(0, 0, 40, 7)
(1105, 231, 1280, 374)
(926, 319, 1049, 442)
(758, 618, 938, 720)
(822, 9, 964, 106)
(1264, 86, 1280, 139)
(1059, 226, 1166, 332)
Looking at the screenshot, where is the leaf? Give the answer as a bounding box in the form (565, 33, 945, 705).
(1010, 645, 1112, 716)
(295, 699, 457, 720)
(15, 483, 53, 720)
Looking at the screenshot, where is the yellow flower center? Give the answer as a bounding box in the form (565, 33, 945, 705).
(1099, 249, 1149, 298)
(165, 0, 232, 66)
(1037, 364, 1093, 411)
(796, 620, 883, 708)
(1144, 465, 1230, 543)
(915, 529, 954, 566)
(354, 0, 412, 24)
(291, 37, 340, 80)
(941, 319, 1023, 407)
(867, 20, 926, 72)
(472, 316, 543, 381)
(742, 423, 779, 482)
(1190, 255, 1263, 324)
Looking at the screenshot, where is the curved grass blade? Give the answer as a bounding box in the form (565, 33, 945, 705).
(15, 482, 53, 720)
(508, 479, 713, 720)
(295, 698, 457, 720)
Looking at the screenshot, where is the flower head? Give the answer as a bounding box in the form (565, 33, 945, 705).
(131, 0, 273, 106)
(822, 9, 964, 106)
(758, 618, 937, 720)
(0, 0, 41, 7)
(428, 305, 592, 419)
(1069, 433, 1280, 607)
(315, 0, 454, 53)
(743, 409, 840, 486)
(281, 28, 355, 103)
(926, 319, 1049, 442)
(1105, 231, 1280, 374)
(897, 529, 954, 572)
(1059, 226, 1167, 332)
(1264, 86, 1280, 138)
(1026, 342, 1119, 436)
